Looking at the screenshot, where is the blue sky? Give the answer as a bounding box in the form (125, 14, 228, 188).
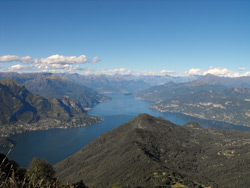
(0, 0, 250, 77)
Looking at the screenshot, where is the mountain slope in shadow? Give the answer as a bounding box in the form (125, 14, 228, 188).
(0, 79, 102, 136)
(55, 114, 250, 188)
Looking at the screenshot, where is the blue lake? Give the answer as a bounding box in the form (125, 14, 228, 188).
(1, 93, 250, 167)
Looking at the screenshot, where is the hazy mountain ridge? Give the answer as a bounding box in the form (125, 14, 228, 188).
(0, 79, 102, 137)
(60, 73, 202, 94)
(151, 88, 250, 127)
(192, 74, 250, 88)
(134, 80, 226, 102)
(135, 74, 250, 127)
(0, 72, 110, 108)
(126, 74, 202, 85)
(59, 73, 151, 93)
(54, 114, 250, 188)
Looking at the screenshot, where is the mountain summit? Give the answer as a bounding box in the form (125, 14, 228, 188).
(55, 114, 250, 188)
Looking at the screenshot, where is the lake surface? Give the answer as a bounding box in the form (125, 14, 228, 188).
(1, 93, 250, 167)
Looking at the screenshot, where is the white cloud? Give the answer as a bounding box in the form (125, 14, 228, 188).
(238, 67, 246, 71)
(8, 64, 35, 72)
(99, 69, 177, 76)
(242, 72, 250, 76)
(90, 57, 101, 63)
(0, 54, 100, 65)
(34, 54, 89, 65)
(0, 55, 33, 63)
(79, 67, 98, 75)
(139, 69, 177, 76)
(160, 70, 176, 75)
(205, 67, 240, 77)
(101, 68, 133, 75)
(1, 54, 250, 77)
(187, 67, 250, 77)
(187, 68, 204, 75)
(35, 63, 83, 73)
(0, 54, 101, 73)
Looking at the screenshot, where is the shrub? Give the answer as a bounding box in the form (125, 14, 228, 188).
(26, 157, 56, 187)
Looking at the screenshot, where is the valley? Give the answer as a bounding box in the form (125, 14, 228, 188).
(1, 73, 250, 187)
(1, 92, 250, 168)
(1, 1, 249, 187)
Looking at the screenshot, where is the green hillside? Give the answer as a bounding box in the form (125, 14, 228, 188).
(0, 79, 102, 136)
(54, 114, 250, 188)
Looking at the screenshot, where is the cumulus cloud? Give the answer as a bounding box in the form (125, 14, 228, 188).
(0, 54, 101, 73)
(35, 63, 87, 73)
(8, 64, 36, 72)
(0, 55, 33, 63)
(188, 68, 204, 75)
(188, 67, 250, 77)
(34, 54, 89, 65)
(206, 67, 240, 77)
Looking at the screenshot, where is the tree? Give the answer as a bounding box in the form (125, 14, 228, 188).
(26, 157, 55, 186)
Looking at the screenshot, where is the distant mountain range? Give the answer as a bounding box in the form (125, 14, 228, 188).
(0, 72, 202, 96)
(1, 72, 250, 130)
(135, 74, 250, 127)
(0, 79, 102, 136)
(60, 73, 202, 93)
(193, 74, 250, 88)
(135, 80, 226, 102)
(54, 114, 250, 188)
(59, 73, 151, 93)
(0, 72, 110, 108)
(126, 74, 202, 85)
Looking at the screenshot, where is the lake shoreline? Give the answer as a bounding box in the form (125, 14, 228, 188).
(1, 93, 250, 167)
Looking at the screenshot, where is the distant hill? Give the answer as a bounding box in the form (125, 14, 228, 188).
(0, 72, 110, 108)
(135, 75, 250, 127)
(126, 74, 202, 85)
(0, 79, 102, 136)
(134, 80, 226, 102)
(60, 73, 151, 93)
(60, 73, 202, 93)
(151, 87, 250, 127)
(192, 74, 250, 88)
(54, 114, 250, 188)
(135, 74, 250, 102)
